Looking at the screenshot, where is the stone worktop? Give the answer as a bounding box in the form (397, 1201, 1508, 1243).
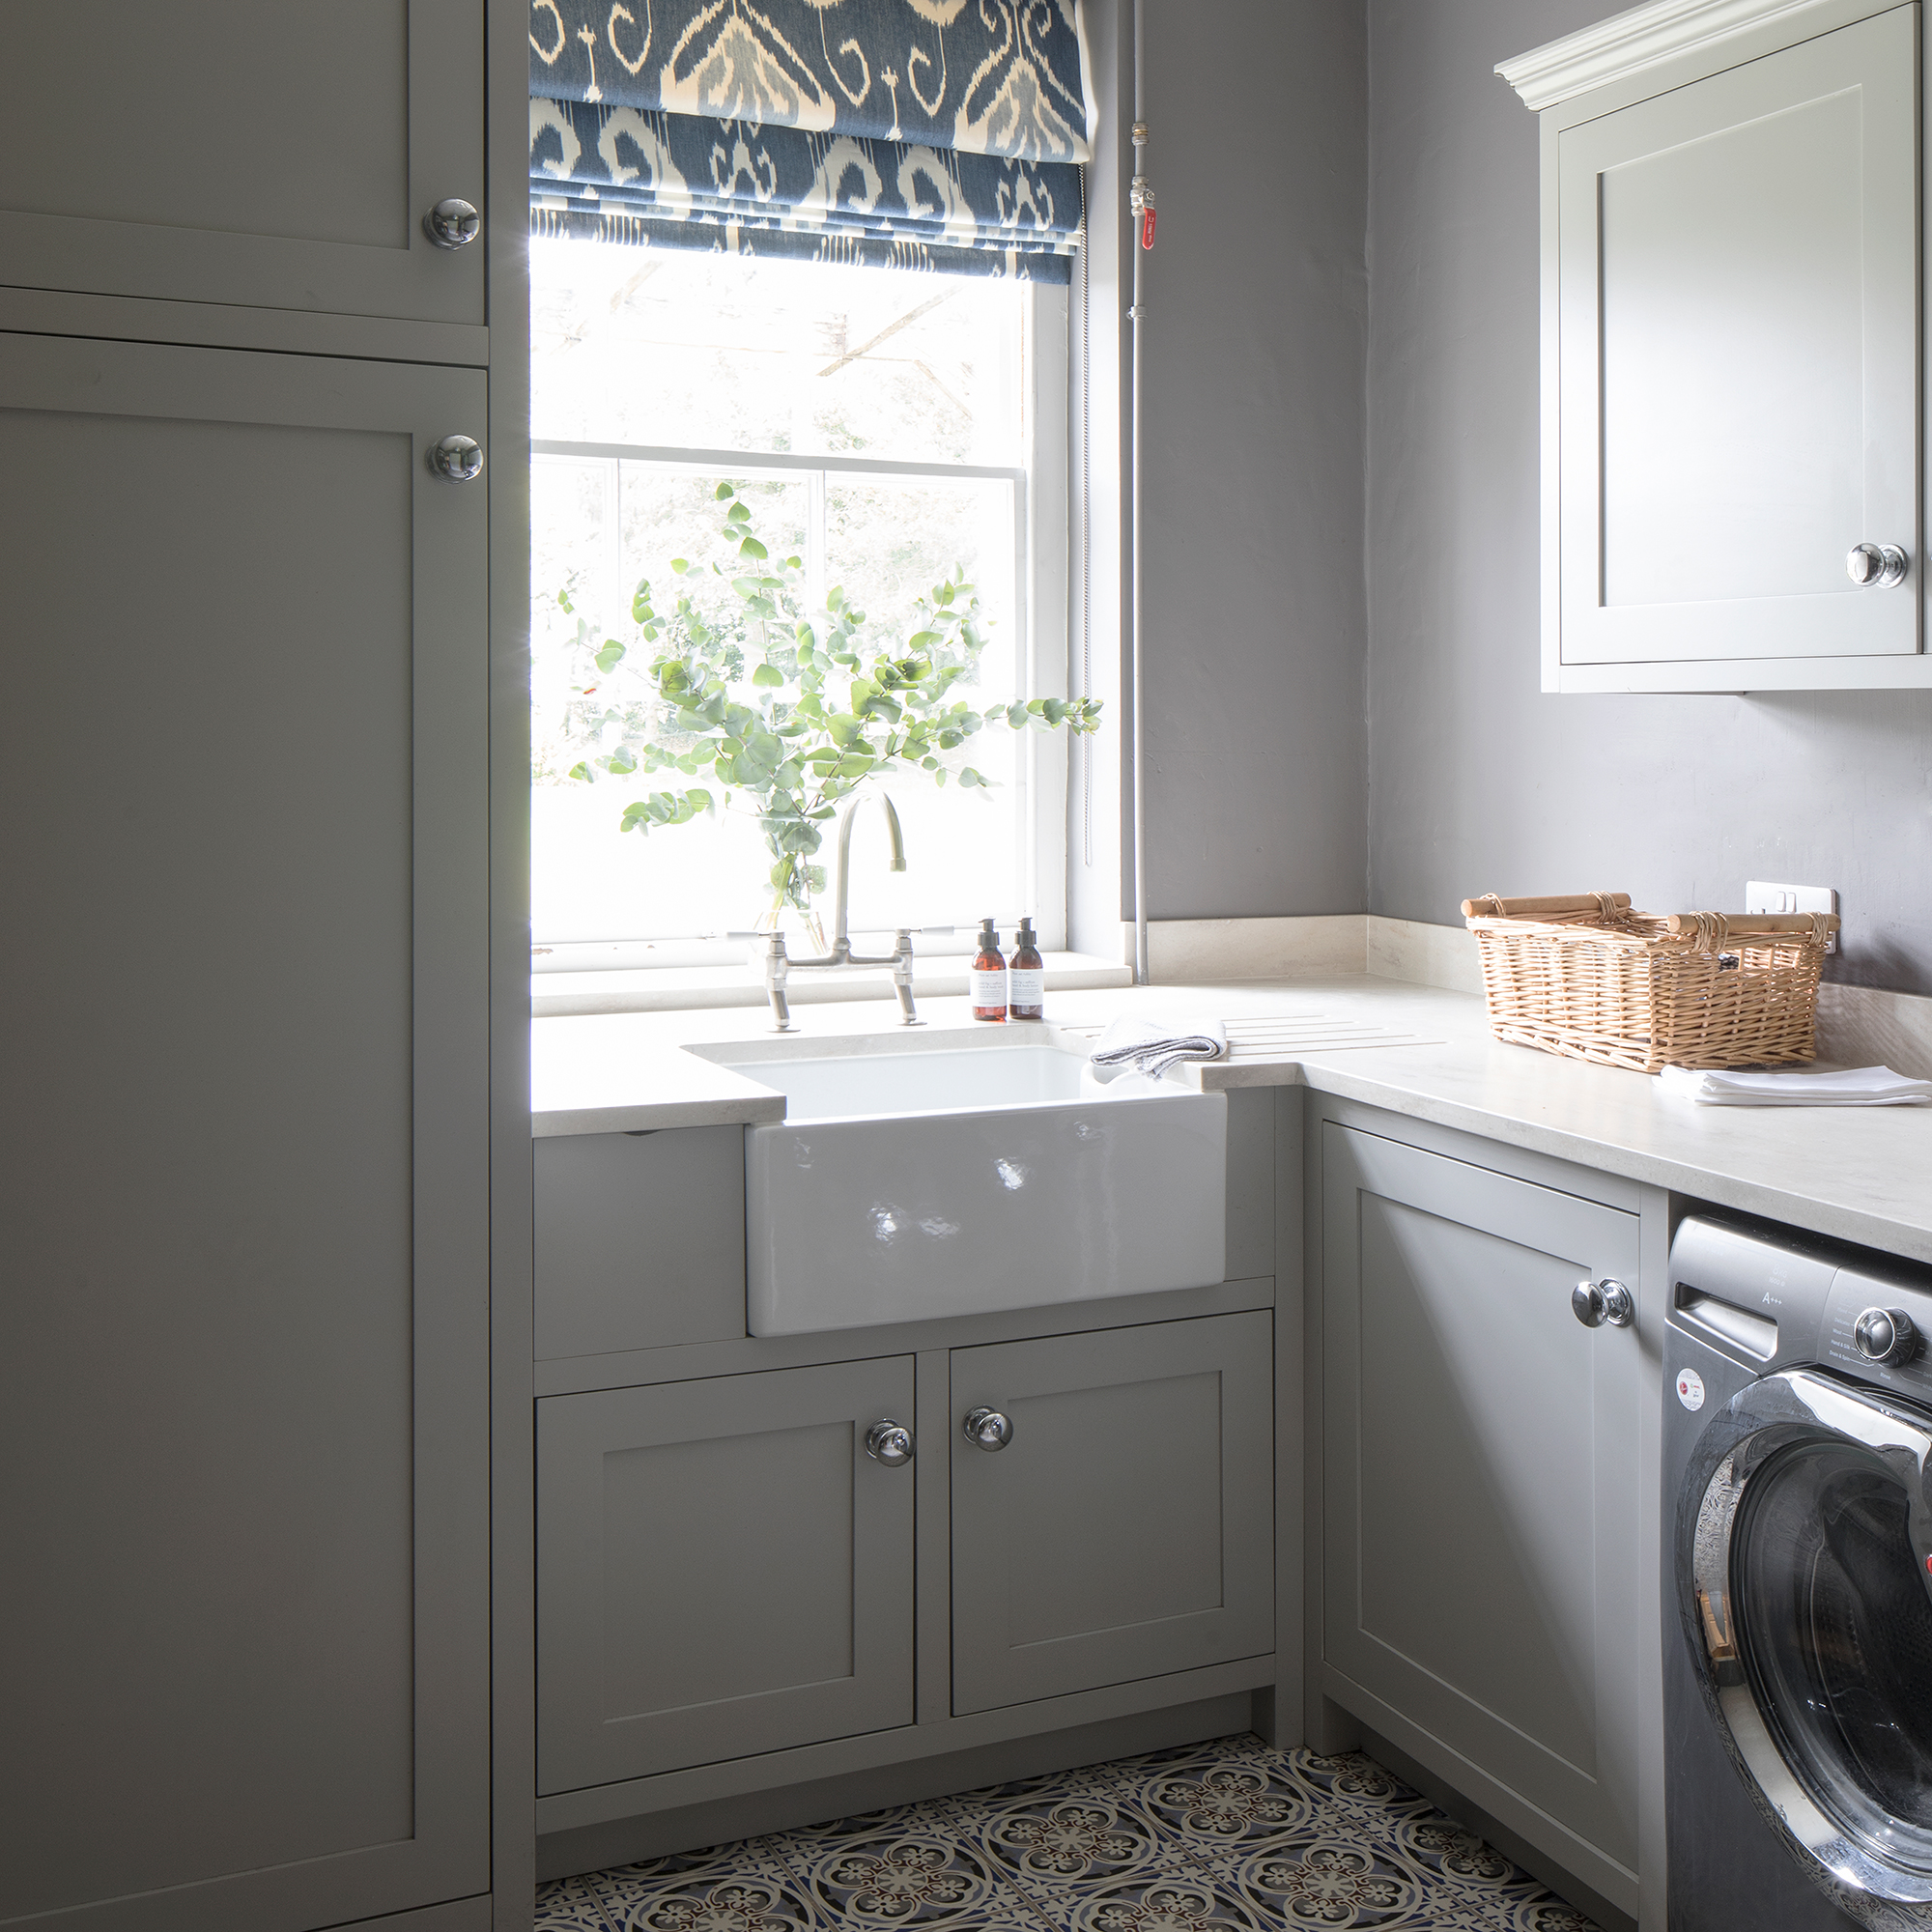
(532, 974, 1932, 1265)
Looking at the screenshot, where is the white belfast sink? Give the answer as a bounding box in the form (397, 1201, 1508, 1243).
(688, 1031, 1227, 1336)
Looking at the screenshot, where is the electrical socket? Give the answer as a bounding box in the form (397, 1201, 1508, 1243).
(1745, 880, 1838, 953)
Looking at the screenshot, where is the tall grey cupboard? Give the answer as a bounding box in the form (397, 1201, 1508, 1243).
(0, 6, 522, 1930)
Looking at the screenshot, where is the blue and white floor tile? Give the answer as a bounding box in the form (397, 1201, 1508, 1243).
(535, 1733, 1603, 1932)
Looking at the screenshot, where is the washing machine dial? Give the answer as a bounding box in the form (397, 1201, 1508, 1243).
(1853, 1306, 1918, 1366)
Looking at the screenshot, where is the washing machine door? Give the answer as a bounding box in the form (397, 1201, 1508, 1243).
(1684, 1369, 1932, 1915)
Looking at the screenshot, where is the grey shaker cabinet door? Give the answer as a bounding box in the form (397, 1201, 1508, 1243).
(950, 1313, 1274, 1716)
(1556, 5, 1918, 668)
(0, 0, 484, 324)
(1321, 1124, 1641, 1878)
(538, 1358, 918, 1794)
(0, 335, 490, 1930)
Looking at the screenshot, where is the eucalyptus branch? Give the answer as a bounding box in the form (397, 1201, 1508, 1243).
(544, 482, 1101, 931)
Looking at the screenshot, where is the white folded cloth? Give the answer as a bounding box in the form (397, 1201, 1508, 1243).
(1090, 1015, 1228, 1082)
(1658, 1064, 1932, 1106)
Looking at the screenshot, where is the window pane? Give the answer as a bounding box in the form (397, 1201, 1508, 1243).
(826, 478, 1023, 937)
(532, 460, 813, 944)
(531, 240, 1025, 467)
(529, 241, 1051, 952)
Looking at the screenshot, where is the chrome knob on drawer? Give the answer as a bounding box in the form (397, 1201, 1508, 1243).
(1847, 542, 1909, 587)
(1854, 1306, 1918, 1366)
(427, 435, 484, 481)
(423, 198, 481, 248)
(1573, 1278, 1634, 1328)
(962, 1406, 1013, 1451)
(865, 1420, 914, 1467)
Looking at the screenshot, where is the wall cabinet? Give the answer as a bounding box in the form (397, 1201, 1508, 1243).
(1319, 1120, 1641, 1913)
(0, 334, 492, 1931)
(0, 0, 485, 325)
(1509, 0, 1930, 691)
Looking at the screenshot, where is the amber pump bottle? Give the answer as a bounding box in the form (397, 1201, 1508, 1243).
(970, 919, 1008, 1022)
(1008, 917, 1044, 1020)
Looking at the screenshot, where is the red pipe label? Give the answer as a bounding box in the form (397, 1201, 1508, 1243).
(1140, 207, 1156, 251)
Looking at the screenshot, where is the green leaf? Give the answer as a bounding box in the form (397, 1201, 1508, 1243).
(751, 663, 784, 688)
(739, 536, 768, 559)
(593, 640, 626, 672)
(670, 557, 690, 575)
(715, 481, 735, 500)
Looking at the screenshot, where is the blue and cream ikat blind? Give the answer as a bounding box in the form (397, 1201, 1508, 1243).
(530, 0, 1094, 279)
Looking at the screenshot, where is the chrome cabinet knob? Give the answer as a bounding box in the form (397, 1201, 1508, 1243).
(1854, 1306, 1918, 1366)
(1847, 542, 1909, 587)
(865, 1420, 914, 1467)
(963, 1406, 1013, 1451)
(423, 198, 481, 248)
(1573, 1278, 1634, 1328)
(427, 435, 483, 482)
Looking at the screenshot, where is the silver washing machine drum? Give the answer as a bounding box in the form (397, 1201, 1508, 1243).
(1684, 1369, 1932, 1923)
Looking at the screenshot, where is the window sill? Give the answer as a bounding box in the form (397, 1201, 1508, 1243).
(530, 951, 1132, 1018)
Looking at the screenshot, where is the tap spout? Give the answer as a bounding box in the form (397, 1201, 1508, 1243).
(833, 792, 905, 952)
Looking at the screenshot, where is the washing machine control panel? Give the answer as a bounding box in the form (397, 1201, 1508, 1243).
(1824, 1270, 1932, 1397)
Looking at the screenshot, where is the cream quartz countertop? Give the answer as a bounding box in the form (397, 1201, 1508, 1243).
(531, 975, 1932, 1265)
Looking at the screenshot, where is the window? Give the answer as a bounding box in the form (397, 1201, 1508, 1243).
(529, 241, 1070, 967)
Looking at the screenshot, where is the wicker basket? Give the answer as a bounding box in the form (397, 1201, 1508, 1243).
(1459, 892, 1840, 1074)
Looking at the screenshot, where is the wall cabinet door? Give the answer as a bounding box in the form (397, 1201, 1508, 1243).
(538, 1358, 917, 1794)
(0, 0, 483, 324)
(1552, 5, 1918, 684)
(0, 334, 490, 1931)
(951, 1313, 1274, 1716)
(1321, 1123, 1640, 1886)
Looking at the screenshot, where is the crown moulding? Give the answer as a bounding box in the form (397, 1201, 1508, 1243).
(1497, 0, 1840, 109)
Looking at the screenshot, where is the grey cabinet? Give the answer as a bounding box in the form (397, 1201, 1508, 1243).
(951, 1313, 1274, 1716)
(535, 1127, 748, 1359)
(0, 334, 491, 1929)
(1525, 3, 1925, 691)
(537, 1358, 918, 1795)
(1320, 1122, 1640, 1894)
(0, 0, 484, 325)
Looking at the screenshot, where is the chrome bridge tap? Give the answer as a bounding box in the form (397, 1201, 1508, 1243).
(760, 793, 922, 1032)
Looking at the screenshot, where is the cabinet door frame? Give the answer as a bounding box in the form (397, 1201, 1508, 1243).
(0, 0, 484, 325)
(1319, 1119, 1641, 1907)
(1541, 3, 1929, 692)
(537, 1357, 917, 1794)
(950, 1312, 1274, 1716)
(0, 331, 491, 1932)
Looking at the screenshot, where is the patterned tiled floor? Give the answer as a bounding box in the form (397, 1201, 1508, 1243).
(536, 1732, 1602, 1931)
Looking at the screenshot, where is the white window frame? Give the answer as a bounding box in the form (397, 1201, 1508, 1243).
(530, 279, 1070, 963)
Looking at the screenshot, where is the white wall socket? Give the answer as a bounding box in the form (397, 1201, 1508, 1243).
(1745, 880, 1838, 952)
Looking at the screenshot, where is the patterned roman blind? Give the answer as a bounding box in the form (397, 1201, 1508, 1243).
(530, 0, 1093, 280)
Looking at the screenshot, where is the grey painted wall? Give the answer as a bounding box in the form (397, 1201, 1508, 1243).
(1135, 0, 1369, 922)
(1365, 0, 1932, 994)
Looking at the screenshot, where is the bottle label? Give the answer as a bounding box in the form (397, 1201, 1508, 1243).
(1008, 968, 1044, 1009)
(969, 967, 1008, 1010)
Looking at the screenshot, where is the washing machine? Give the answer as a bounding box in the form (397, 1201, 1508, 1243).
(1666, 1209, 1932, 1930)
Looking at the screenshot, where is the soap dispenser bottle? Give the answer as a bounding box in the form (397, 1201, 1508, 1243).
(1009, 917, 1044, 1020)
(971, 919, 1008, 1022)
